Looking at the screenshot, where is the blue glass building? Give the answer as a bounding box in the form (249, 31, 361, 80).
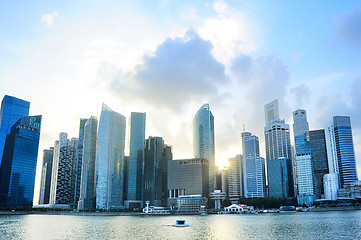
(126, 112, 146, 208)
(0, 115, 41, 208)
(333, 116, 358, 187)
(0, 95, 30, 166)
(267, 157, 290, 198)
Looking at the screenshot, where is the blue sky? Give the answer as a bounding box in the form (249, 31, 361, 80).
(0, 0, 361, 203)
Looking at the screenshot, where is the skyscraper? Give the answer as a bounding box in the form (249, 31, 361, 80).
(74, 119, 87, 208)
(39, 147, 54, 205)
(96, 104, 126, 209)
(0, 95, 30, 165)
(264, 100, 294, 197)
(193, 103, 215, 194)
(227, 155, 242, 203)
(308, 130, 329, 198)
(143, 136, 172, 207)
(293, 109, 315, 206)
(242, 132, 266, 198)
(49, 133, 78, 207)
(0, 115, 41, 208)
(126, 112, 146, 208)
(78, 116, 98, 210)
(325, 116, 358, 188)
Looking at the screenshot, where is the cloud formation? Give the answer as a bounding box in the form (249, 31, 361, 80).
(41, 11, 59, 26)
(111, 30, 228, 110)
(335, 5, 361, 47)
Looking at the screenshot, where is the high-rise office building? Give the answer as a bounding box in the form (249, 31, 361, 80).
(0, 115, 41, 208)
(143, 136, 172, 207)
(0, 95, 30, 165)
(323, 173, 338, 200)
(74, 119, 87, 207)
(227, 155, 242, 203)
(49, 133, 78, 206)
(308, 130, 329, 198)
(333, 116, 358, 187)
(168, 158, 209, 207)
(242, 132, 266, 198)
(293, 109, 315, 206)
(193, 103, 215, 194)
(96, 104, 126, 209)
(325, 116, 358, 188)
(264, 100, 294, 197)
(78, 116, 98, 210)
(39, 147, 54, 205)
(126, 112, 146, 208)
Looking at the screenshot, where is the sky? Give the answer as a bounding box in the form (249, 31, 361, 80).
(0, 0, 361, 204)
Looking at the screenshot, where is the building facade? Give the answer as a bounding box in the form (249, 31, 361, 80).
(74, 119, 87, 208)
(78, 116, 98, 210)
(143, 136, 172, 207)
(308, 129, 329, 198)
(264, 100, 294, 197)
(0, 95, 30, 165)
(227, 155, 242, 203)
(0, 115, 41, 208)
(193, 104, 215, 194)
(49, 133, 79, 207)
(39, 147, 54, 205)
(127, 112, 146, 208)
(323, 173, 339, 200)
(168, 158, 209, 207)
(96, 104, 126, 209)
(242, 132, 266, 198)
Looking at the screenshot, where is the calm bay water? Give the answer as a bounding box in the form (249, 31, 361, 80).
(0, 211, 360, 239)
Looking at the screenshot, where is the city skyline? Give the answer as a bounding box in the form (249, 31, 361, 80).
(0, 1, 361, 204)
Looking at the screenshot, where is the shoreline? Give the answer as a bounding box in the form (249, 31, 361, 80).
(0, 207, 360, 216)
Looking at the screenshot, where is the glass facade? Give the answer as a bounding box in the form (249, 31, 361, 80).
(267, 158, 291, 198)
(74, 119, 87, 207)
(0, 95, 30, 166)
(242, 132, 266, 198)
(143, 137, 172, 207)
(0, 115, 41, 208)
(227, 155, 242, 201)
(78, 116, 97, 210)
(308, 129, 329, 198)
(333, 116, 358, 187)
(96, 104, 126, 209)
(39, 148, 54, 205)
(193, 104, 215, 194)
(127, 112, 146, 204)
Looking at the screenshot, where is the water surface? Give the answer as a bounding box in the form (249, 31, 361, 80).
(0, 211, 360, 239)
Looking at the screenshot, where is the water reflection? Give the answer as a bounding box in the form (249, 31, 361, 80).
(0, 211, 360, 239)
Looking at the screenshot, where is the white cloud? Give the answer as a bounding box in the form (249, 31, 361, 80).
(213, 0, 228, 14)
(41, 11, 59, 27)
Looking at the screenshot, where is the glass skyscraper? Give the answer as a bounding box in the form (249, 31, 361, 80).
(308, 129, 329, 198)
(126, 112, 146, 208)
(74, 119, 87, 207)
(0, 95, 30, 166)
(227, 155, 243, 202)
(193, 104, 215, 194)
(333, 116, 358, 187)
(143, 136, 172, 207)
(0, 115, 41, 208)
(293, 109, 315, 206)
(78, 116, 98, 210)
(96, 104, 126, 209)
(242, 132, 266, 198)
(264, 100, 294, 197)
(39, 147, 54, 205)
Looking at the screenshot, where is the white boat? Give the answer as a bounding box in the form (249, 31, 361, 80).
(172, 219, 190, 227)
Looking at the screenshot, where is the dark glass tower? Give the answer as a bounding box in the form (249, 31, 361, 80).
(74, 119, 87, 208)
(0, 115, 41, 208)
(333, 116, 358, 187)
(308, 130, 329, 198)
(39, 148, 54, 205)
(0, 95, 30, 165)
(143, 137, 172, 207)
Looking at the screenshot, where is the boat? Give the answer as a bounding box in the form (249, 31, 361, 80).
(172, 219, 190, 227)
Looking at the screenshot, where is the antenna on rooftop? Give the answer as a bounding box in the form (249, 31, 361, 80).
(243, 124, 245, 132)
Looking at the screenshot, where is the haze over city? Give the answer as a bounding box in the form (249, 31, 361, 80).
(1, 1, 361, 204)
